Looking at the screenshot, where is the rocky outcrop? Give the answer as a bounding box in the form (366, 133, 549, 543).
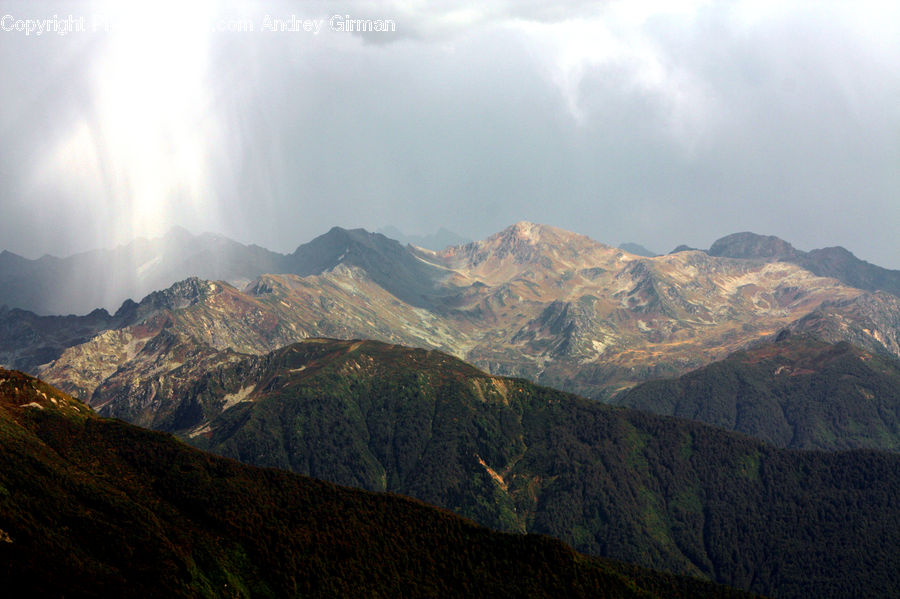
(705, 231, 900, 298)
(708, 232, 799, 260)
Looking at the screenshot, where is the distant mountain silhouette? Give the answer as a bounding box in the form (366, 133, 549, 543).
(0, 227, 287, 315)
(0, 226, 454, 316)
(619, 242, 657, 257)
(377, 225, 471, 250)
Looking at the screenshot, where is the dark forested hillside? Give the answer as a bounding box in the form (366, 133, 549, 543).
(0, 368, 752, 598)
(164, 339, 900, 599)
(615, 333, 900, 450)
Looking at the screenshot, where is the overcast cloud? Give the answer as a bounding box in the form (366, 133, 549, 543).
(0, 0, 898, 267)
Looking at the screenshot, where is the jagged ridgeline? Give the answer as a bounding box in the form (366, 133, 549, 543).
(10, 223, 900, 417)
(0, 368, 755, 598)
(118, 338, 900, 599)
(706, 231, 900, 297)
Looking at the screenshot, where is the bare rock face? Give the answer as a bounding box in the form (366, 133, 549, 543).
(0, 307, 122, 374)
(708, 232, 800, 260)
(706, 231, 900, 297)
(789, 292, 900, 356)
(434, 221, 625, 285)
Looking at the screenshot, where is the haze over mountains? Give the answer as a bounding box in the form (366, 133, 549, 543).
(0, 227, 285, 316)
(0, 225, 475, 317)
(376, 226, 471, 251)
(618, 242, 658, 257)
(5, 224, 897, 319)
(6, 1, 900, 594)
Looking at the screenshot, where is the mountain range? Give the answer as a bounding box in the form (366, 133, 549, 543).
(0, 227, 286, 315)
(705, 231, 900, 297)
(11, 222, 899, 415)
(5, 222, 900, 596)
(1, 367, 757, 598)
(99, 337, 900, 598)
(0, 225, 476, 317)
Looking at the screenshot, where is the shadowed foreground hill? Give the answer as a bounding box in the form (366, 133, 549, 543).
(162, 339, 900, 599)
(616, 334, 900, 450)
(0, 369, 751, 598)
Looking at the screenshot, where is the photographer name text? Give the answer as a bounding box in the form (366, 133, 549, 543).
(0, 14, 396, 36)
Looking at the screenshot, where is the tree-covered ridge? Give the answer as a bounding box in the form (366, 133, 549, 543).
(0, 368, 753, 598)
(615, 333, 900, 450)
(175, 339, 900, 599)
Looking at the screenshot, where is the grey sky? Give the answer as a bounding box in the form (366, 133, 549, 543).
(1, 1, 898, 268)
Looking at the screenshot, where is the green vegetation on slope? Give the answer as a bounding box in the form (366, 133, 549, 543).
(0, 368, 751, 598)
(616, 333, 900, 450)
(178, 339, 900, 599)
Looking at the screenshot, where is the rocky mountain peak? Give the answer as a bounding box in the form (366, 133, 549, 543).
(708, 232, 798, 260)
(619, 242, 657, 257)
(496, 221, 586, 246)
(437, 222, 618, 277)
(136, 277, 223, 312)
(807, 245, 857, 266)
(288, 227, 445, 308)
(289, 227, 405, 275)
(482, 222, 550, 262)
(505, 220, 540, 240)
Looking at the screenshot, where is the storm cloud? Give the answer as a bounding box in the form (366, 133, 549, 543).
(1, 0, 898, 267)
